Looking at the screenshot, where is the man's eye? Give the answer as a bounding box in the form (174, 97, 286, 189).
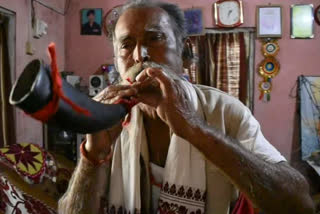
(121, 43, 130, 49)
(150, 33, 164, 41)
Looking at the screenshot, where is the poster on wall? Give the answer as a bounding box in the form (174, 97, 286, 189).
(299, 76, 320, 162)
(290, 4, 314, 39)
(256, 5, 282, 38)
(184, 8, 204, 36)
(81, 8, 102, 35)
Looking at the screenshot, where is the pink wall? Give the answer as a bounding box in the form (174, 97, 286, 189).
(0, 0, 65, 145)
(65, 0, 320, 161)
(3, 0, 320, 160)
(251, 1, 320, 161)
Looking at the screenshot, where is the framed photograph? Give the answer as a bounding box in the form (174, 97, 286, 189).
(315, 4, 320, 25)
(291, 4, 314, 39)
(256, 5, 282, 38)
(81, 8, 102, 35)
(184, 8, 204, 36)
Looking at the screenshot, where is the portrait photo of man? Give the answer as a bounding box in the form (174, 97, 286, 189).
(81, 8, 102, 35)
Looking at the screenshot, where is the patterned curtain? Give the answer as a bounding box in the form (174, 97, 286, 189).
(186, 31, 254, 110)
(0, 14, 15, 147)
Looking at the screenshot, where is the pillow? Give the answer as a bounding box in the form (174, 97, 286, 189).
(0, 143, 57, 184)
(0, 174, 56, 214)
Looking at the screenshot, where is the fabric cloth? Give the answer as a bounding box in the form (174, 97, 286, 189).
(0, 175, 56, 214)
(150, 163, 164, 214)
(0, 143, 75, 214)
(194, 84, 286, 214)
(104, 82, 286, 214)
(0, 143, 57, 184)
(108, 81, 207, 214)
(231, 193, 255, 214)
(189, 31, 255, 109)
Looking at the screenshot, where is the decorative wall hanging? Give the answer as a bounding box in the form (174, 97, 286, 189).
(103, 5, 122, 39)
(261, 40, 280, 57)
(290, 4, 314, 39)
(258, 56, 280, 78)
(214, 0, 244, 28)
(184, 8, 204, 36)
(256, 5, 282, 38)
(81, 8, 103, 36)
(255, 5, 282, 102)
(258, 40, 280, 102)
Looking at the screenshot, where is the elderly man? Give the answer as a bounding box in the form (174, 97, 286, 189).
(59, 0, 314, 213)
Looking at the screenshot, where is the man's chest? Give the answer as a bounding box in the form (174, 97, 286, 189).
(144, 118, 170, 167)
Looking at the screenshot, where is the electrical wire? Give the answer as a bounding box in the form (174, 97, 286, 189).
(32, 0, 71, 16)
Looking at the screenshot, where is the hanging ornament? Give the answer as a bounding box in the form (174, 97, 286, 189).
(258, 57, 280, 79)
(261, 40, 280, 57)
(259, 78, 272, 102)
(258, 39, 280, 102)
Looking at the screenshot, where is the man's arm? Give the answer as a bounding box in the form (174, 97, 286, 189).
(58, 86, 127, 214)
(58, 158, 109, 214)
(120, 67, 315, 214)
(185, 121, 315, 214)
(137, 69, 314, 213)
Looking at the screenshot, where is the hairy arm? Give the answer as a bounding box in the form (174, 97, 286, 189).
(58, 158, 109, 214)
(112, 67, 315, 214)
(58, 86, 127, 214)
(185, 121, 315, 214)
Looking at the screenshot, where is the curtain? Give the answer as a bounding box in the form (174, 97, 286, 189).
(187, 30, 254, 110)
(0, 14, 15, 147)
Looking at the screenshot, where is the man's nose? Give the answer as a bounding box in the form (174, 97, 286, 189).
(133, 44, 150, 63)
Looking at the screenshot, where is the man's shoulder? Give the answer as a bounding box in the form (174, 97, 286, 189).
(193, 84, 245, 107)
(192, 84, 251, 126)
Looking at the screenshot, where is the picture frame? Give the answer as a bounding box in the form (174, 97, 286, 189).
(290, 4, 314, 39)
(314, 4, 320, 25)
(256, 5, 282, 38)
(81, 8, 103, 36)
(184, 8, 204, 36)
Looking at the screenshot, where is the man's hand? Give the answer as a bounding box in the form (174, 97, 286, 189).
(133, 67, 201, 139)
(84, 86, 127, 162)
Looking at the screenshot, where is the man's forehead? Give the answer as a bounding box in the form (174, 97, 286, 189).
(114, 7, 172, 38)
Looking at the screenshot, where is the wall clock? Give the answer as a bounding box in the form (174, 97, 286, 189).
(315, 4, 320, 25)
(214, 0, 244, 28)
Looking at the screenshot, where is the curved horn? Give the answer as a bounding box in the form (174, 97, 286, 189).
(9, 59, 127, 133)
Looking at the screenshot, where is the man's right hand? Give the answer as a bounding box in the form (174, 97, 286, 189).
(84, 85, 132, 162)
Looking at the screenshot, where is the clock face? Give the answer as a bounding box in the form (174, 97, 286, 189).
(218, 1, 241, 26)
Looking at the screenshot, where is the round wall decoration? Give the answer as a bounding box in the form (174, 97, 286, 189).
(261, 40, 280, 57)
(103, 5, 123, 39)
(258, 57, 280, 78)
